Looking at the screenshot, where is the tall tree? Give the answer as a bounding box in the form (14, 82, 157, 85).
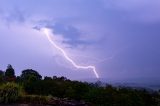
(0, 70, 4, 82)
(5, 64, 16, 82)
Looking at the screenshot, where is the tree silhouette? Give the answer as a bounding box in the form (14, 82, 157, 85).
(21, 69, 42, 82)
(0, 65, 159, 105)
(0, 70, 4, 82)
(5, 64, 16, 82)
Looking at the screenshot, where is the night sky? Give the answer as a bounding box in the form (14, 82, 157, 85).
(0, 0, 160, 84)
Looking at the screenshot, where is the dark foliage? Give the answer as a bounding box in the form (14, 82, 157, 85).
(0, 70, 4, 82)
(5, 64, 16, 82)
(21, 69, 42, 82)
(0, 83, 22, 103)
(0, 65, 160, 106)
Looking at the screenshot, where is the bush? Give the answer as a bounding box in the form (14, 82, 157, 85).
(0, 83, 23, 103)
(18, 95, 49, 104)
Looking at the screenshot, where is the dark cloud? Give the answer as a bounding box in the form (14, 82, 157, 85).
(0, 0, 160, 83)
(46, 22, 94, 47)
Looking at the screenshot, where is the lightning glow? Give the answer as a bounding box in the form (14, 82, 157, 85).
(42, 28, 99, 78)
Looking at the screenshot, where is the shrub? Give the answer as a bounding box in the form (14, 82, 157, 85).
(18, 95, 49, 104)
(0, 83, 23, 103)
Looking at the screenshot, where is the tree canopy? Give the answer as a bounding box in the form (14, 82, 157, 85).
(21, 69, 42, 82)
(5, 64, 16, 82)
(0, 65, 159, 106)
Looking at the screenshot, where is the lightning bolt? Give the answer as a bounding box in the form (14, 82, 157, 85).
(42, 28, 99, 78)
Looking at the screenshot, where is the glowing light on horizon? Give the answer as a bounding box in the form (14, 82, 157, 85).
(42, 28, 99, 78)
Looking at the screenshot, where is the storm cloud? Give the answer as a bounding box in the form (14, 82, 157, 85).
(0, 0, 160, 83)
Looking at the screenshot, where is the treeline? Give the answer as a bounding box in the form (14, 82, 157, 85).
(0, 64, 160, 106)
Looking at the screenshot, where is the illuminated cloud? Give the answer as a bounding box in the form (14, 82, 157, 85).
(0, 0, 160, 82)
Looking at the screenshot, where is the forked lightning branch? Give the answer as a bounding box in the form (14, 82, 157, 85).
(42, 28, 99, 78)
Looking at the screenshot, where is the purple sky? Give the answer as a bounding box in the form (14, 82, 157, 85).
(0, 0, 160, 83)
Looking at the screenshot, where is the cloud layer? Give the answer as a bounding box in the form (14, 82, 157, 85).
(0, 0, 160, 83)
